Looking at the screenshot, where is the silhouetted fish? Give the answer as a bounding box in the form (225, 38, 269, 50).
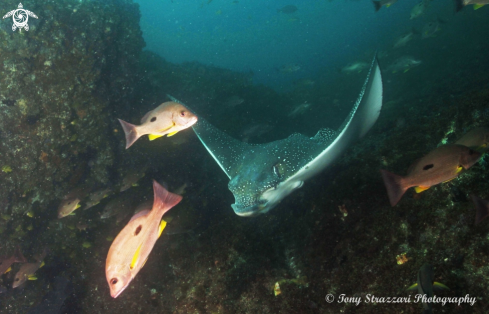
(470, 195, 489, 225)
(0, 246, 26, 275)
(372, 0, 398, 11)
(455, 127, 489, 152)
(407, 264, 449, 314)
(455, 0, 489, 11)
(277, 5, 298, 14)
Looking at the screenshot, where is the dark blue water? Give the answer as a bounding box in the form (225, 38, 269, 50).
(135, 0, 463, 90)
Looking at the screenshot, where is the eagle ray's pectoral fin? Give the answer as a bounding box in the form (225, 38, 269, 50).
(192, 119, 251, 179)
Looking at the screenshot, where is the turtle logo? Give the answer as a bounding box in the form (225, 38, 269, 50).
(3, 3, 38, 32)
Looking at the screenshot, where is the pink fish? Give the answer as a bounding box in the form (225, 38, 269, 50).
(381, 144, 481, 206)
(0, 246, 26, 275)
(105, 181, 182, 298)
(118, 102, 198, 149)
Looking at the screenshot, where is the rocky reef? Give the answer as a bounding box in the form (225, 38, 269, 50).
(0, 0, 143, 222)
(1, 0, 489, 313)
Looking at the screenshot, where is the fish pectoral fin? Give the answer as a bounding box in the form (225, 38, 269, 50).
(28, 275, 37, 280)
(403, 69, 409, 73)
(433, 282, 450, 290)
(148, 134, 164, 141)
(386, 3, 391, 7)
(130, 244, 142, 270)
(40, 261, 45, 268)
(75, 204, 81, 209)
(414, 186, 430, 193)
(456, 166, 463, 173)
(69, 212, 76, 216)
(158, 219, 168, 238)
(4, 267, 11, 274)
(473, 4, 485, 9)
(166, 131, 179, 137)
(406, 283, 418, 291)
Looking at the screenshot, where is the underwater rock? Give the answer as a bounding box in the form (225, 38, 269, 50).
(0, 0, 144, 217)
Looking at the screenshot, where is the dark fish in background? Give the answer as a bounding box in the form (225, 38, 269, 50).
(101, 192, 139, 219)
(387, 56, 422, 73)
(278, 64, 301, 73)
(223, 96, 245, 108)
(27, 276, 74, 314)
(393, 29, 418, 48)
(0, 246, 26, 275)
(455, 0, 489, 11)
(58, 186, 90, 218)
(83, 188, 112, 210)
(372, 0, 398, 12)
(407, 264, 449, 314)
(421, 18, 445, 39)
(57, 197, 82, 219)
(120, 169, 146, 192)
(13, 249, 48, 288)
(410, 0, 430, 19)
(277, 5, 298, 14)
(470, 195, 489, 225)
(380, 144, 481, 206)
(288, 101, 312, 117)
(341, 61, 369, 73)
(455, 127, 489, 152)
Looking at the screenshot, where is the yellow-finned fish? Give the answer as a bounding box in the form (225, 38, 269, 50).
(407, 264, 449, 313)
(380, 144, 481, 206)
(13, 249, 48, 288)
(58, 186, 89, 218)
(105, 181, 182, 298)
(455, 0, 489, 11)
(118, 101, 198, 149)
(455, 127, 489, 152)
(0, 246, 27, 275)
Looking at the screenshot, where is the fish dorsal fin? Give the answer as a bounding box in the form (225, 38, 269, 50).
(312, 128, 336, 144)
(129, 209, 150, 223)
(192, 119, 251, 179)
(130, 244, 142, 270)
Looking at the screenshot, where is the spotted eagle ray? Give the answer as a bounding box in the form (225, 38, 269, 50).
(170, 56, 382, 217)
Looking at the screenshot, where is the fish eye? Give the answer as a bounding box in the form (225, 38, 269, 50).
(110, 278, 118, 285)
(134, 225, 142, 236)
(423, 164, 434, 170)
(180, 111, 186, 117)
(150, 117, 157, 122)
